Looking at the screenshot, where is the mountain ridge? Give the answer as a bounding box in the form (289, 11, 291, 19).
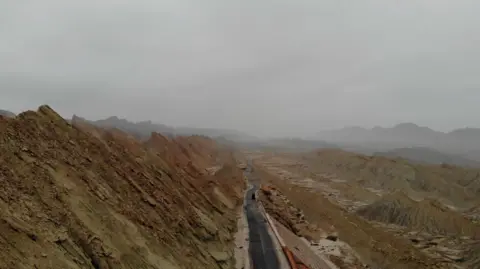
(317, 123, 480, 160)
(374, 147, 480, 168)
(72, 114, 257, 142)
(0, 105, 245, 269)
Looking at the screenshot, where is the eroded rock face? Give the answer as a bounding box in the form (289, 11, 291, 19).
(258, 185, 321, 241)
(356, 191, 480, 237)
(0, 105, 245, 269)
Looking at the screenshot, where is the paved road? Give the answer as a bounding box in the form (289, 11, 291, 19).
(244, 163, 280, 269)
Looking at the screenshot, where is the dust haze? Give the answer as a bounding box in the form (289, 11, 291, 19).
(1, 0, 480, 137)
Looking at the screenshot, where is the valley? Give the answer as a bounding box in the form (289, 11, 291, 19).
(247, 150, 480, 269)
(1, 106, 480, 269)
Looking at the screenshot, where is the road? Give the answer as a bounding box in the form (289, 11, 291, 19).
(244, 163, 280, 269)
(242, 159, 338, 269)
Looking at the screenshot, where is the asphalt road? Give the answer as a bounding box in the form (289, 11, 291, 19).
(244, 164, 280, 269)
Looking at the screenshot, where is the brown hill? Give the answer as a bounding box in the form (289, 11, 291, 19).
(251, 165, 449, 269)
(0, 105, 245, 269)
(356, 192, 480, 237)
(305, 149, 480, 207)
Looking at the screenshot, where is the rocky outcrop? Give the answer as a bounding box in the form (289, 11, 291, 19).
(305, 149, 480, 208)
(0, 105, 245, 269)
(356, 192, 480, 237)
(259, 185, 322, 241)
(466, 242, 480, 268)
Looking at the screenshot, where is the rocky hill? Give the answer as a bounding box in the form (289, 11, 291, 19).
(356, 192, 480, 237)
(305, 149, 480, 208)
(252, 151, 480, 268)
(0, 106, 245, 269)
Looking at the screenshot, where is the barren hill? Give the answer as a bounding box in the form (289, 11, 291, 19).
(356, 192, 480, 237)
(250, 150, 480, 268)
(0, 105, 245, 269)
(305, 149, 480, 207)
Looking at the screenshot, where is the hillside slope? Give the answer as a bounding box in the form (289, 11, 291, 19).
(305, 149, 480, 207)
(0, 106, 245, 269)
(356, 192, 480, 237)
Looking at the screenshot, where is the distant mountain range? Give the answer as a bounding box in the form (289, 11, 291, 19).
(317, 123, 480, 161)
(258, 138, 338, 152)
(71, 115, 257, 142)
(8, 106, 480, 166)
(0, 109, 15, 118)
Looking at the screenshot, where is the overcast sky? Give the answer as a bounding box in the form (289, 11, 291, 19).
(1, 0, 480, 137)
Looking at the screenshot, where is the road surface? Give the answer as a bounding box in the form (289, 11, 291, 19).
(244, 163, 280, 269)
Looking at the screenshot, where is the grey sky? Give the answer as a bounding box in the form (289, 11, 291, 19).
(1, 0, 480, 137)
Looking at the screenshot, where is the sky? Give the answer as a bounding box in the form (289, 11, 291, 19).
(1, 0, 480, 137)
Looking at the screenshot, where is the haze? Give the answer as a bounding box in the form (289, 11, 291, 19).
(1, 0, 480, 137)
